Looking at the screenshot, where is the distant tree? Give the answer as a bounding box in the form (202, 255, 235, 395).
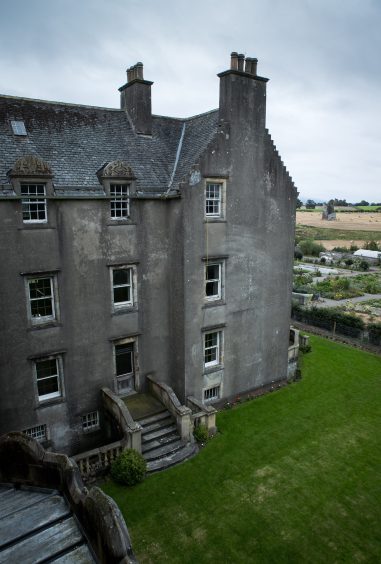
(364, 240, 379, 251)
(296, 198, 303, 209)
(355, 200, 369, 207)
(332, 198, 348, 207)
(305, 199, 316, 209)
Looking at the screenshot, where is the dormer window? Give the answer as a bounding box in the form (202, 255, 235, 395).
(21, 184, 47, 223)
(110, 184, 130, 219)
(11, 120, 27, 136)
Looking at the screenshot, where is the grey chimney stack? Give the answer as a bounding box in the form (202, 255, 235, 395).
(218, 51, 269, 132)
(119, 61, 153, 136)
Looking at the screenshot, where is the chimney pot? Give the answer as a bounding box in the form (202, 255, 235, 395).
(251, 57, 258, 76)
(230, 51, 239, 70)
(237, 53, 245, 72)
(136, 62, 144, 80)
(245, 57, 253, 74)
(127, 68, 132, 82)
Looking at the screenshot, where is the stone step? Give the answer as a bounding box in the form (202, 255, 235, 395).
(140, 416, 174, 435)
(142, 424, 177, 443)
(146, 443, 199, 474)
(137, 410, 171, 427)
(142, 431, 180, 453)
(143, 440, 184, 461)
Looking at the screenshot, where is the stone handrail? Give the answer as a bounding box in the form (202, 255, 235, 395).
(0, 432, 137, 563)
(146, 374, 192, 441)
(74, 440, 124, 479)
(288, 343, 299, 363)
(187, 396, 217, 437)
(101, 387, 142, 453)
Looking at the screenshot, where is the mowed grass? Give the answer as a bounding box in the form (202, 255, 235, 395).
(296, 223, 381, 241)
(103, 336, 381, 563)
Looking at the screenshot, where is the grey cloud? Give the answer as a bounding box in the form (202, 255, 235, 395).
(0, 0, 380, 201)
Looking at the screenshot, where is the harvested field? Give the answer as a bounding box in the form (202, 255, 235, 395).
(296, 211, 381, 231)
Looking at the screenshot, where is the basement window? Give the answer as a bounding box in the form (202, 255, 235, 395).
(23, 424, 47, 441)
(11, 120, 27, 136)
(82, 411, 100, 432)
(204, 386, 220, 402)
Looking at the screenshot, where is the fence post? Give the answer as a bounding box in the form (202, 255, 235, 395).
(333, 320, 336, 336)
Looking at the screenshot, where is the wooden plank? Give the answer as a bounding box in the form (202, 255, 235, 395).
(0, 495, 70, 548)
(51, 544, 94, 563)
(0, 517, 82, 563)
(0, 487, 12, 498)
(0, 489, 52, 519)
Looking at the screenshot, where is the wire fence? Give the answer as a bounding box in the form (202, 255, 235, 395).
(292, 309, 381, 346)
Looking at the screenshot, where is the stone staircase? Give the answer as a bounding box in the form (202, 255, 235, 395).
(137, 409, 198, 473)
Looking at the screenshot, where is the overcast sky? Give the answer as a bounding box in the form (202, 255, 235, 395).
(1, 0, 380, 202)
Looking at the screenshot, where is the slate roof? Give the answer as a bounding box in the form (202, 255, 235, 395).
(0, 95, 219, 193)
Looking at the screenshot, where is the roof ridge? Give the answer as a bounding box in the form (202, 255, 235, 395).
(153, 108, 218, 122)
(0, 94, 123, 112)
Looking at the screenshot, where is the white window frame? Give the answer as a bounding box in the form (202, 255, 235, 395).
(82, 411, 100, 432)
(205, 262, 222, 301)
(204, 330, 223, 368)
(110, 266, 136, 310)
(25, 275, 57, 325)
(203, 386, 221, 403)
(21, 183, 47, 223)
(110, 183, 130, 219)
(34, 355, 63, 402)
(23, 424, 47, 441)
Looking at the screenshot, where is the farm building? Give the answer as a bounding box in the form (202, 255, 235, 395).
(353, 249, 381, 264)
(0, 53, 297, 465)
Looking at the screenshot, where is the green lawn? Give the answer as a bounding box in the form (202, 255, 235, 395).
(295, 224, 381, 241)
(103, 336, 381, 563)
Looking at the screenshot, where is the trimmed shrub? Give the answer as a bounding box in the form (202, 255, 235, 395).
(294, 246, 303, 260)
(368, 322, 381, 345)
(298, 239, 326, 257)
(355, 259, 369, 271)
(193, 424, 209, 443)
(292, 304, 365, 337)
(110, 449, 147, 486)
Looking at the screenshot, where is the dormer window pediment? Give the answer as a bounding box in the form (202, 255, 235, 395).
(8, 155, 53, 179)
(97, 160, 136, 181)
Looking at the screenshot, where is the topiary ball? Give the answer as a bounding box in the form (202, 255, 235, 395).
(110, 448, 147, 486)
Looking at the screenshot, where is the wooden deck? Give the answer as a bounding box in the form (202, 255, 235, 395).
(0, 484, 94, 563)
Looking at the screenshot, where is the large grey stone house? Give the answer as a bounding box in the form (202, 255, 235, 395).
(0, 53, 297, 456)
